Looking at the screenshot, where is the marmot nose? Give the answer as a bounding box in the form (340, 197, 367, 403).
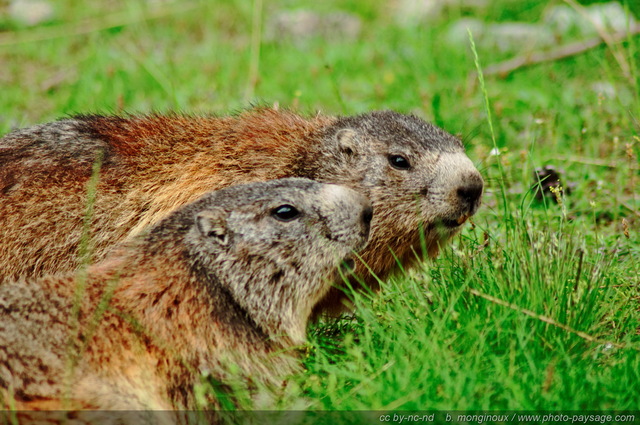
(456, 178, 483, 212)
(361, 205, 374, 226)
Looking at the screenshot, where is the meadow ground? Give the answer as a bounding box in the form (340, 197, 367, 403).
(1, 0, 638, 419)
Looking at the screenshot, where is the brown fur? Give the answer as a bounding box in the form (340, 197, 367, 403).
(0, 178, 371, 418)
(0, 107, 482, 315)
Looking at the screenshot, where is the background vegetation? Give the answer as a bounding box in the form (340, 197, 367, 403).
(1, 0, 638, 418)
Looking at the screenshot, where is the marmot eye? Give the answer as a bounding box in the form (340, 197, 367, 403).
(272, 205, 301, 222)
(389, 155, 411, 170)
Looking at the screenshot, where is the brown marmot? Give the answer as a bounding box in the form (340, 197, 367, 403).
(0, 178, 371, 417)
(0, 107, 483, 314)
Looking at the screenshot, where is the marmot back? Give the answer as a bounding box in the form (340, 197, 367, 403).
(0, 178, 371, 415)
(0, 107, 483, 314)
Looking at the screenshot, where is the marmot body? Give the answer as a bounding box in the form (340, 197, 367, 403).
(0, 107, 483, 314)
(0, 178, 371, 414)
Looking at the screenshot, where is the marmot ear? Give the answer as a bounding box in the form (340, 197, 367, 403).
(335, 128, 360, 155)
(196, 209, 228, 245)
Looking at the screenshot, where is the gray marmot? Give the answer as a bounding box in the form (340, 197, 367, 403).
(0, 107, 483, 314)
(0, 178, 371, 415)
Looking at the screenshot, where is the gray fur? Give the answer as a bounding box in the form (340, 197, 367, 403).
(0, 178, 371, 411)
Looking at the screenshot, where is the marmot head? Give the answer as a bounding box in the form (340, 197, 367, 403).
(309, 110, 483, 273)
(156, 178, 372, 343)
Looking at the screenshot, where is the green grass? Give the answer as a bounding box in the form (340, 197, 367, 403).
(1, 0, 639, 416)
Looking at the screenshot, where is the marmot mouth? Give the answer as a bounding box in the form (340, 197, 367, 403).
(440, 214, 470, 228)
